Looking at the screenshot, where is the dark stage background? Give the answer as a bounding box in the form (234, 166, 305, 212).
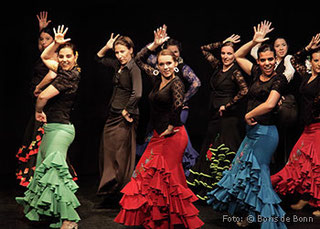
(1, 2, 319, 181)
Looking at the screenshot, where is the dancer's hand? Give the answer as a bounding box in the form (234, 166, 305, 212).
(122, 109, 133, 123)
(53, 25, 71, 45)
(306, 33, 320, 51)
(159, 125, 179, 137)
(106, 33, 120, 50)
(219, 105, 226, 116)
(253, 21, 273, 44)
(245, 113, 257, 126)
(35, 111, 47, 123)
(154, 24, 170, 47)
(223, 34, 241, 44)
(36, 11, 51, 31)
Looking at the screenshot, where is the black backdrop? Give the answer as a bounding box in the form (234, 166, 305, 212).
(1, 2, 318, 179)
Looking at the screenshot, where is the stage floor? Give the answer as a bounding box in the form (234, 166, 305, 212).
(2, 175, 319, 229)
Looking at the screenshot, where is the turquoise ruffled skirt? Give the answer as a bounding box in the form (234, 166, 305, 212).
(207, 124, 287, 229)
(16, 123, 80, 228)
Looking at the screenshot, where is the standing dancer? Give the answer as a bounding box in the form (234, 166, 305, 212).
(114, 26, 204, 229)
(271, 34, 320, 217)
(187, 34, 248, 201)
(207, 22, 288, 229)
(250, 26, 299, 172)
(137, 33, 201, 175)
(95, 33, 142, 205)
(16, 25, 81, 229)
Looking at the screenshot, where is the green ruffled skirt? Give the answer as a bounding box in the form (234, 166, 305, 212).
(16, 123, 80, 228)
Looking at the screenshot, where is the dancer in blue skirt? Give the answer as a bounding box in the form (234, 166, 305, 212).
(207, 21, 288, 229)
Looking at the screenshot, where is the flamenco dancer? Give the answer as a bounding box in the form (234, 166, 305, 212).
(271, 33, 320, 217)
(207, 22, 288, 228)
(136, 27, 201, 175)
(95, 33, 142, 205)
(114, 26, 204, 228)
(16, 25, 81, 229)
(16, 11, 77, 187)
(187, 34, 248, 201)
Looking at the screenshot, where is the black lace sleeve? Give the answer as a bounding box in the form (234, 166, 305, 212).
(51, 67, 80, 93)
(290, 48, 310, 78)
(225, 69, 249, 109)
(169, 79, 185, 126)
(271, 74, 288, 95)
(200, 42, 222, 70)
(135, 46, 157, 78)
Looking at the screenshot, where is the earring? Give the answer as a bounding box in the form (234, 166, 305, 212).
(174, 67, 179, 73)
(153, 69, 159, 76)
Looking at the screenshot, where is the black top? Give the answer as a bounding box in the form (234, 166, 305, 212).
(247, 65, 287, 125)
(95, 55, 142, 115)
(291, 48, 320, 125)
(46, 66, 81, 124)
(135, 47, 185, 134)
(201, 41, 248, 112)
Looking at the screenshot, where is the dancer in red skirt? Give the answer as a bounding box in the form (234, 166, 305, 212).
(271, 33, 320, 217)
(114, 25, 204, 228)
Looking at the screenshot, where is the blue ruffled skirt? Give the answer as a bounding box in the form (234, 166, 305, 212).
(207, 124, 287, 229)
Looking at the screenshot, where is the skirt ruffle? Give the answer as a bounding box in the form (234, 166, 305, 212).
(16, 151, 80, 228)
(207, 140, 286, 229)
(114, 153, 204, 229)
(271, 123, 320, 207)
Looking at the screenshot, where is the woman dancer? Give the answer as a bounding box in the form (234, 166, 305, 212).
(271, 34, 320, 217)
(16, 25, 81, 229)
(16, 12, 77, 187)
(207, 22, 288, 229)
(114, 26, 204, 228)
(187, 34, 248, 201)
(95, 33, 142, 204)
(137, 33, 201, 175)
(250, 25, 299, 172)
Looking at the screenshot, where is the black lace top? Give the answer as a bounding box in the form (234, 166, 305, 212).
(201, 42, 248, 111)
(291, 48, 320, 125)
(46, 66, 81, 124)
(247, 65, 287, 125)
(135, 47, 185, 134)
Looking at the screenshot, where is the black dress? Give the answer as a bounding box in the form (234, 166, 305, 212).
(187, 42, 248, 201)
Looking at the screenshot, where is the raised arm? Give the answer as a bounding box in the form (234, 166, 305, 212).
(235, 21, 274, 75)
(41, 25, 71, 72)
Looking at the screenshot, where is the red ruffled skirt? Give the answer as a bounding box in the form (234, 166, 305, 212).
(114, 126, 204, 229)
(271, 122, 320, 207)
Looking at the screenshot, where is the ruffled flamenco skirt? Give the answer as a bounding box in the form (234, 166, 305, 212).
(16, 123, 80, 228)
(207, 124, 287, 229)
(114, 126, 204, 229)
(271, 122, 320, 208)
(16, 120, 78, 187)
(187, 115, 241, 201)
(136, 109, 199, 177)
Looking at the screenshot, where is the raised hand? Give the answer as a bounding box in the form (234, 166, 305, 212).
(253, 21, 273, 44)
(36, 11, 52, 31)
(153, 24, 170, 47)
(223, 34, 241, 44)
(306, 33, 320, 51)
(106, 33, 120, 49)
(53, 25, 71, 45)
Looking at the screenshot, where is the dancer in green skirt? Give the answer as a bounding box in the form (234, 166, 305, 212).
(16, 25, 81, 229)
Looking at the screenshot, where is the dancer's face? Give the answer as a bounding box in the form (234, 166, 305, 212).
(257, 50, 276, 76)
(58, 47, 77, 71)
(157, 54, 177, 78)
(39, 32, 54, 52)
(167, 45, 180, 58)
(274, 38, 288, 59)
(221, 46, 235, 67)
(311, 52, 320, 75)
(114, 44, 133, 65)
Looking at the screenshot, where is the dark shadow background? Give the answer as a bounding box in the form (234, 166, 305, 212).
(1, 2, 319, 182)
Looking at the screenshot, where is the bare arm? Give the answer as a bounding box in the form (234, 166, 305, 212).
(35, 85, 60, 122)
(34, 70, 57, 97)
